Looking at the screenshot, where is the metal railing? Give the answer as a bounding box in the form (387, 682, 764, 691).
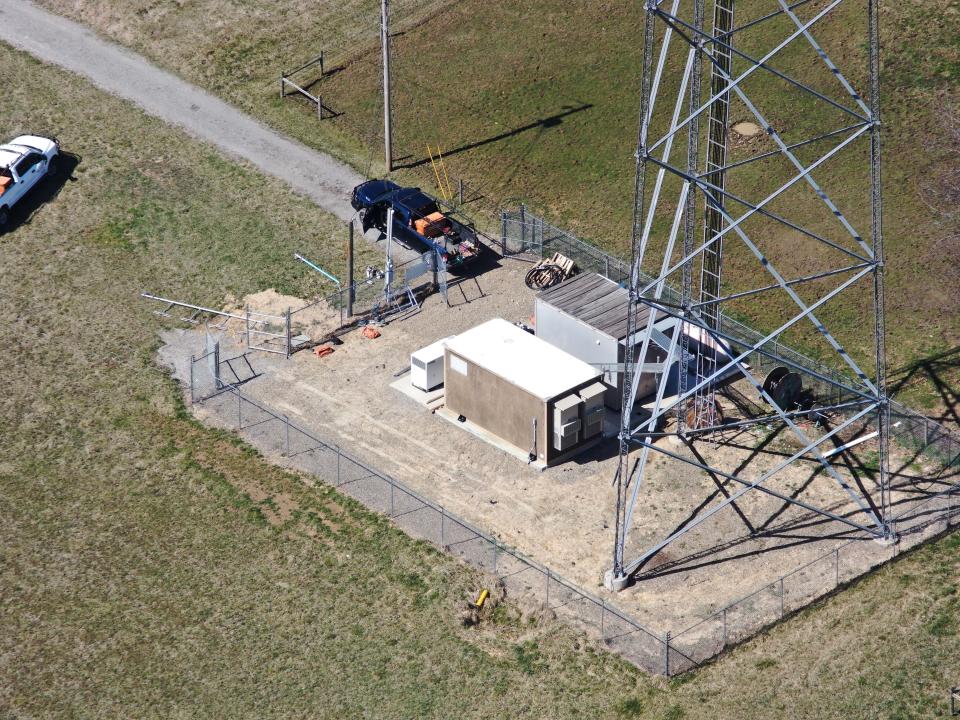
(280, 51, 337, 120)
(142, 292, 294, 357)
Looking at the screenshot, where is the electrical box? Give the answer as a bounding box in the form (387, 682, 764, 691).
(411, 336, 454, 391)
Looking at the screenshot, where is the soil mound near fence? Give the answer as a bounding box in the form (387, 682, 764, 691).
(224, 289, 341, 340)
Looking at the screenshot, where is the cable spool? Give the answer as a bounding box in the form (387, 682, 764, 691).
(524, 263, 566, 290)
(762, 366, 789, 395)
(762, 366, 803, 408)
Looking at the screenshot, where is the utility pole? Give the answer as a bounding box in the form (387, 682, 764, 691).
(381, 0, 393, 173)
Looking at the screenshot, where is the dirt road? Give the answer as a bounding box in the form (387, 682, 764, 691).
(0, 0, 364, 222)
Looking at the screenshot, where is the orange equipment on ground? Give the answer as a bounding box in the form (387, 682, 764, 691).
(360, 327, 381, 340)
(414, 212, 449, 238)
(313, 345, 334, 358)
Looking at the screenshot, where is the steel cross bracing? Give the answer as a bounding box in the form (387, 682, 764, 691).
(607, 0, 891, 590)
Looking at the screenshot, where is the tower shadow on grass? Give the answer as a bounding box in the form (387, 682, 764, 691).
(889, 346, 960, 429)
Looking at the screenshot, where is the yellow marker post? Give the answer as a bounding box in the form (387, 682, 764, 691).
(474, 589, 489, 609)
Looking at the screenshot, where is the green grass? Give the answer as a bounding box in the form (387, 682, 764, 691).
(4, 25, 960, 720)
(33, 0, 960, 419)
(0, 41, 644, 718)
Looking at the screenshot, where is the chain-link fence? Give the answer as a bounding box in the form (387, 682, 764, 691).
(500, 207, 960, 464)
(187, 332, 960, 675)
(498, 206, 960, 672)
(288, 249, 447, 334)
(186, 347, 676, 675)
(182, 198, 960, 675)
(666, 479, 960, 673)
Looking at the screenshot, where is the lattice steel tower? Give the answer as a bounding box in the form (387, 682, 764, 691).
(607, 0, 891, 590)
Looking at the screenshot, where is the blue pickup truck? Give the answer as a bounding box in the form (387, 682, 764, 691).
(350, 180, 483, 272)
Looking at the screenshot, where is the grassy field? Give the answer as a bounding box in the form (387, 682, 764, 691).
(3, 40, 960, 718)
(32, 0, 960, 420)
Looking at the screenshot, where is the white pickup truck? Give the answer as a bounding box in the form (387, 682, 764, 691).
(0, 135, 60, 229)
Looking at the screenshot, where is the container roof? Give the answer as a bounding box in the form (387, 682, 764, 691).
(537, 272, 667, 341)
(444, 319, 600, 401)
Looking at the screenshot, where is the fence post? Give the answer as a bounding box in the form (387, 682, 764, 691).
(189, 354, 195, 404)
(346, 222, 355, 318)
(458, 178, 463, 206)
(214, 342, 221, 390)
(519, 204, 526, 251)
(500, 210, 507, 255)
(336, 448, 341, 486)
(664, 631, 671, 676)
(280, 74, 285, 99)
(284, 414, 290, 456)
(285, 307, 292, 358)
(317, 95, 323, 120)
(440, 506, 445, 547)
(545, 568, 550, 607)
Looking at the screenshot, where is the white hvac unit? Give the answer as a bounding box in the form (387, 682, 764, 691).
(553, 419, 581, 452)
(552, 394, 583, 451)
(411, 336, 455, 392)
(578, 382, 606, 439)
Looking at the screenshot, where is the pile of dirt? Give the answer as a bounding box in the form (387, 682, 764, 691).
(223, 288, 341, 340)
(732, 120, 762, 137)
